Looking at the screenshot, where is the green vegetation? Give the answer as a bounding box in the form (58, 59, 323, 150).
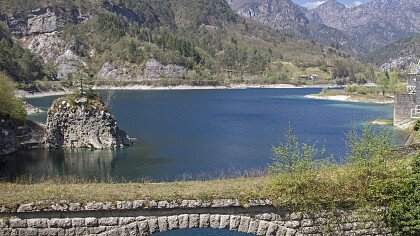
(0, 0, 375, 87)
(387, 155, 420, 235)
(0, 72, 26, 120)
(269, 123, 419, 235)
(0, 23, 48, 83)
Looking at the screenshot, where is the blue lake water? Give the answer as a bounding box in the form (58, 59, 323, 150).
(0, 88, 395, 182)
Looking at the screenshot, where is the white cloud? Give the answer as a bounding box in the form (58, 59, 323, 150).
(302, 1, 325, 9)
(354, 1, 363, 6)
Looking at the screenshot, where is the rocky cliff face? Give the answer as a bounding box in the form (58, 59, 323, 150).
(308, 0, 420, 52)
(97, 59, 187, 81)
(45, 95, 132, 149)
(0, 118, 17, 156)
(6, 7, 88, 37)
(0, 118, 46, 157)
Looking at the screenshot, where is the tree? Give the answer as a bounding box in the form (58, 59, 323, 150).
(388, 70, 399, 94)
(0, 72, 26, 120)
(270, 124, 330, 174)
(377, 73, 389, 96)
(345, 123, 394, 173)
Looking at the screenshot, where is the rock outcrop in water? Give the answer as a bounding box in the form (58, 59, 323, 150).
(45, 93, 132, 149)
(0, 118, 17, 156)
(0, 117, 46, 158)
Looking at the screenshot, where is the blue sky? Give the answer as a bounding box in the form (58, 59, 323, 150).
(293, 0, 371, 9)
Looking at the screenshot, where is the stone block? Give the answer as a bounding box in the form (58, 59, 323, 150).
(257, 213, 273, 221)
(137, 220, 149, 236)
(211, 199, 240, 207)
(229, 215, 240, 231)
(17, 203, 36, 212)
(28, 219, 48, 228)
(290, 212, 302, 221)
(98, 217, 119, 226)
(168, 216, 179, 230)
(257, 221, 270, 236)
(17, 228, 39, 236)
(133, 200, 145, 209)
(247, 220, 259, 234)
(49, 218, 72, 228)
(301, 219, 314, 227)
(71, 218, 85, 227)
(117, 201, 133, 210)
(148, 218, 158, 234)
(238, 216, 251, 232)
(199, 214, 210, 228)
(119, 217, 135, 226)
(85, 217, 98, 227)
(38, 228, 65, 236)
(178, 214, 189, 229)
(180, 200, 201, 208)
(276, 226, 287, 236)
(188, 214, 199, 228)
(219, 215, 230, 229)
(148, 201, 158, 208)
(285, 228, 296, 236)
(210, 215, 221, 229)
(158, 216, 168, 232)
(9, 218, 27, 228)
(68, 203, 81, 211)
(267, 222, 279, 236)
(285, 221, 300, 229)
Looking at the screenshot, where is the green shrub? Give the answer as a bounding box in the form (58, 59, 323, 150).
(0, 72, 26, 120)
(386, 155, 420, 235)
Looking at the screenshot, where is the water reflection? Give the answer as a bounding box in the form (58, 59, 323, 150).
(0, 149, 115, 181)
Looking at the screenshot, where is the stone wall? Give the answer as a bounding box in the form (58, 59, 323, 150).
(394, 94, 416, 125)
(0, 199, 391, 236)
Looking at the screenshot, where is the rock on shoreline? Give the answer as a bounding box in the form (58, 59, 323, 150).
(45, 94, 132, 149)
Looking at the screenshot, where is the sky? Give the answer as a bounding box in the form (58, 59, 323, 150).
(293, 0, 371, 9)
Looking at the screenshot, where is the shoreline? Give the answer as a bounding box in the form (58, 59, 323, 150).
(16, 84, 338, 98)
(304, 94, 394, 104)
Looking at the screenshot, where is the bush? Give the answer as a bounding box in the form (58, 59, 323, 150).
(386, 155, 420, 235)
(0, 72, 26, 120)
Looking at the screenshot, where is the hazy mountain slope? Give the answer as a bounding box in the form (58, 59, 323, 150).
(226, 0, 362, 54)
(309, 0, 420, 52)
(363, 34, 420, 71)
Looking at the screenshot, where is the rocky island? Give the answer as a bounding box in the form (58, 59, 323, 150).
(45, 93, 132, 149)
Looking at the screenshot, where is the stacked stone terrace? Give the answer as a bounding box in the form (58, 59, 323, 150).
(0, 199, 391, 235)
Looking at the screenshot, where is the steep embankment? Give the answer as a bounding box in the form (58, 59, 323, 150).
(0, 0, 372, 86)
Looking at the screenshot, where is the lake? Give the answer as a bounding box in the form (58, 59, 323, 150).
(0, 88, 394, 182)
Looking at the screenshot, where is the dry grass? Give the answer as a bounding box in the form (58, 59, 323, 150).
(0, 177, 271, 206)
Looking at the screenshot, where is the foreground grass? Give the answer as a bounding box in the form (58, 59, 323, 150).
(0, 177, 271, 207)
(0, 155, 414, 210)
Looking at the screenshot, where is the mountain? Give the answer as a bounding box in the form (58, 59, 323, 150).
(0, 0, 372, 86)
(308, 0, 420, 52)
(226, 0, 362, 54)
(362, 34, 420, 71)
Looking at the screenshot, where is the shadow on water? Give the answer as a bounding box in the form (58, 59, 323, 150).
(0, 88, 399, 182)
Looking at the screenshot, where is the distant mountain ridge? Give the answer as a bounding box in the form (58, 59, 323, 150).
(227, 0, 420, 55)
(226, 0, 362, 54)
(362, 34, 420, 71)
(308, 0, 420, 52)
